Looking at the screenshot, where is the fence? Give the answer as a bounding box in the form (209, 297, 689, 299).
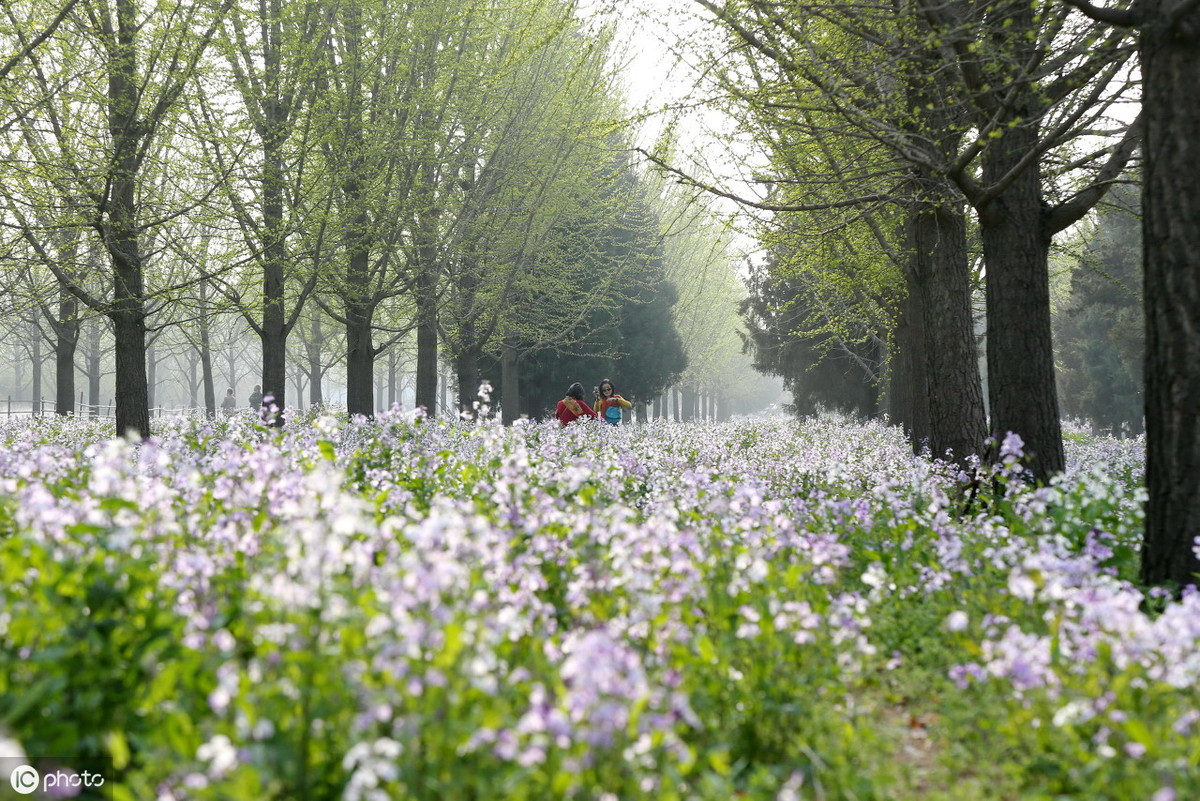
(4, 396, 209, 419)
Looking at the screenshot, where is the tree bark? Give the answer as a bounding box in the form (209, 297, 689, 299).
(913, 187, 986, 466)
(414, 265, 439, 417)
(110, 305, 150, 437)
(31, 320, 43, 416)
(198, 282, 216, 417)
(259, 89, 288, 425)
(979, 126, 1063, 481)
(307, 315, 324, 406)
(501, 340, 519, 425)
(456, 345, 481, 417)
(87, 317, 102, 416)
(1139, 4, 1200, 586)
(344, 276, 375, 417)
(100, 0, 151, 439)
(54, 288, 79, 415)
(386, 348, 399, 410)
(891, 288, 929, 452)
(147, 341, 158, 412)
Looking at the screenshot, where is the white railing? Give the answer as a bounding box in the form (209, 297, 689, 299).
(3, 397, 213, 419)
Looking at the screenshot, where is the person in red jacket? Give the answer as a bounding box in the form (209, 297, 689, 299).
(592, 378, 632, 425)
(555, 382, 599, 426)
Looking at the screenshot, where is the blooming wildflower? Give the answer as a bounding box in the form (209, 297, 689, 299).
(944, 611, 969, 632)
(1052, 701, 1094, 727)
(1173, 709, 1200, 735)
(196, 734, 238, 779)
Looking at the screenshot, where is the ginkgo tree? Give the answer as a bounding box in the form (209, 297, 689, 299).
(0, 0, 236, 437)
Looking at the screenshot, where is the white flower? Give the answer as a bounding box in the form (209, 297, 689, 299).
(944, 611, 969, 632)
(197, 734, 238, 778)
(862, 562, 887, 589)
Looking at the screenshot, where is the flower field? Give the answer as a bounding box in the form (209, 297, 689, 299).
(0, 410, 1195, 800)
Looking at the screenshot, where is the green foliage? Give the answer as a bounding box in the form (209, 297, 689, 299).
(1054, 182, 1144, 436)
(742, 253, 883, 416)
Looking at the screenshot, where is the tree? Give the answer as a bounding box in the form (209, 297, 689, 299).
(199, 0, 329, 421)
(0, 0, 84, 84)
(741, 255, 881, 418)
(659, 0, 986, 461)
(1055, 181, 1142, 435)
(1136, 0, 1200, 587)
(1062, 0, 1200, 585)
(0, 0, 234, 437)
(510, 183, 688, 420)
(433, 9, 630, 418)
(683, 0, 1139, 479)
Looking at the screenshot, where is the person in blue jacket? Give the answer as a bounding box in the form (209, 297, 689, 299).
(592, 378, 632, 425)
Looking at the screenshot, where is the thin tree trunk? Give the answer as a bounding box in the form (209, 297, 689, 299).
(199, 284, 216, 417)
(1140, 5, 1200, 586)
(307, 315, 324, 406)
(147, 341, 156, 413)
(501, 340, 519, 426)
(31, 320, 42, 416)
(456, 345, 481, 416)
(87, 317, 102, 416)
(386, 349, 398, 410)
(415, 266, 439, 417)
(54, 288, 79, 415)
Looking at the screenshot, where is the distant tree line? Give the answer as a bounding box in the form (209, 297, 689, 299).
(0, 0, 768, 433)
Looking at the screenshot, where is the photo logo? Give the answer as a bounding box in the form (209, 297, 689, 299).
(9, 765, 38, 795)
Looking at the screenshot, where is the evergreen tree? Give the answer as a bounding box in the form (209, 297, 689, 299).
(1055, 182, 1143, 435)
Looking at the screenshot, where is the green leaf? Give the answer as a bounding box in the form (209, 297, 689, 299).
(106, 730, 131, 770)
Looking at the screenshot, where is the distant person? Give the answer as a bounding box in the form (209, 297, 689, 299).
(221, 388, 237, 416)
(593, 378, 632, 425)
(555, 382, 598, 426)
(248, 385, 263, 409)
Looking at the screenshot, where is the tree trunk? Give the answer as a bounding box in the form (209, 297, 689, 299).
(386, 349, 399, 410)
(87, 317, 102, 416)
(54, 289, 79, 415)
(966, 1, 1063, 481)
(1139, 6, 1200, 586)
(415, 266, 439, 417)
(456, 345, 481, 416)
(344, 289, 375, 417)
(260, 122, 288, 425)
(501, 340, 519, 425)
(913, 187, 986, 466)
(147, 341, 156, 413)
(31, 320, 43, 416)
(102, 0, 151, 439)
(890, 257, 931, 453)
(110, 305, 150, 438)
(980, 126, 1063, 481)
(199, 287, 216, 417)
(304, 314, 322, 406)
